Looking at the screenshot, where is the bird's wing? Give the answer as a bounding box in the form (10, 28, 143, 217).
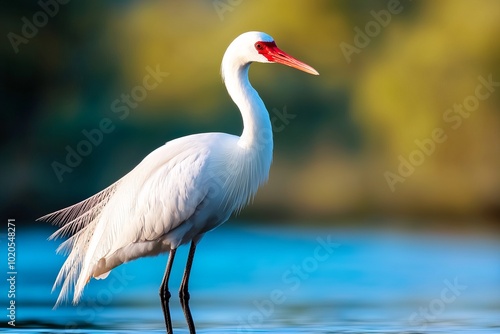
(91, 139, 213, 257)
(46, 133, 231, 306)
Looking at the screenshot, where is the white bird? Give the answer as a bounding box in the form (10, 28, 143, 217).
(38, 31, 318, 332)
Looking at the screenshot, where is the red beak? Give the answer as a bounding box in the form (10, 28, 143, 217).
(258, 41, 319, 76)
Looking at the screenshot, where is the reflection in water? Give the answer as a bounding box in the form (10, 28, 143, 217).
(161, 290, 197, 334)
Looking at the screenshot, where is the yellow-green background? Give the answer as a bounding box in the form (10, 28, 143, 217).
(2, 0, 499, 230)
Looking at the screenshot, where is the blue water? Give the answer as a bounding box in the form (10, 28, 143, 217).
(1, 223, 499, 333)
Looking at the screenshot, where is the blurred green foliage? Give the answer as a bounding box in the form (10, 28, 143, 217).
(2, 0, 499, 228)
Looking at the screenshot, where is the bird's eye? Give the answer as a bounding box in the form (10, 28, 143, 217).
(255, 42, 264, 51)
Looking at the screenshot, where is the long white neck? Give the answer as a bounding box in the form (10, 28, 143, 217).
(221, 55, 273, 151)
(220, 53, 274, 211)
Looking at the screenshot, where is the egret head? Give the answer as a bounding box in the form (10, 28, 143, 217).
(222, 31, 319, 76)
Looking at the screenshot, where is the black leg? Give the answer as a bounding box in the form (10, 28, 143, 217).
(160, 248, 176, 334)
(180, 242, 197, 334)
(179, 242, 196, 300)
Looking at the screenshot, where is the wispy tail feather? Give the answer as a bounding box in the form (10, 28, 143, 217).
(52, 224, 96, 307)
(38, 182, 119, 307)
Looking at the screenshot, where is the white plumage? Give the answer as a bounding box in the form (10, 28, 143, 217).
(39, 31, 318, 310)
